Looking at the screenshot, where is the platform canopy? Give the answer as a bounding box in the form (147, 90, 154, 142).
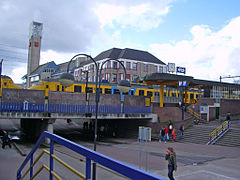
(139, 73, 240, 89)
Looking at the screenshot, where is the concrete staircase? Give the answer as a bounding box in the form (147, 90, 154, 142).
(177, 120, 240, 147)
(213, 121, 240, 147)
(177, 123, 216, 144)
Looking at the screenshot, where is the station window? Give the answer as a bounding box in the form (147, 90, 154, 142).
(57, 85, 59, 91)
(164, 92, 167, 97)
(74, 85, 82, 93)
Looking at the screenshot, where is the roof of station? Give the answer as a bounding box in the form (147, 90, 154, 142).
(140, 73, 240, 89)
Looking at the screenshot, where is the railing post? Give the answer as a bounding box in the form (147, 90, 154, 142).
(30, 154, 33, 179)
(86, 157, 91, 180)
(49, 139, 54, 180)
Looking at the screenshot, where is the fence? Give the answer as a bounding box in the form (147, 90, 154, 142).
(0, 102, 152, 114)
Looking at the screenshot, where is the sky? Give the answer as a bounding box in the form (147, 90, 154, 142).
(0, 0, 240, 84)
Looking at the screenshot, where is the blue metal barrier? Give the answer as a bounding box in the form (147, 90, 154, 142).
(17, 131, 166, 180)
(0, 102, 152, 114)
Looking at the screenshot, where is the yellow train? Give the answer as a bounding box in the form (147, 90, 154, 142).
(0, 75, 199, 105)
(29, 79, 200, 105)
(0, 75, 22, 96)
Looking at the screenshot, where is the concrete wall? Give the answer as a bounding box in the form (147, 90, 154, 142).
(48, 91, 145, 106)
(220, 99, 240, 115)
(152, 104, 191, 123)
(2, 89, 45, 103)
(2, 89, 145, 106)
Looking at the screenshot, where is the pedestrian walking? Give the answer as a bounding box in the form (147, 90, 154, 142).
(168, 120, 173, 135)
(179, 124, 184, 139)
(172, 129, 176, 141)
(159, 128, 166, 143)
(164, 125, 169, 141)
(226, 112, 231, 121)
(1, 131, 11, 149)
(165, 147, 177, 180)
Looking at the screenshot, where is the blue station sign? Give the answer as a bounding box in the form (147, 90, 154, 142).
(176, 66, 186, 74)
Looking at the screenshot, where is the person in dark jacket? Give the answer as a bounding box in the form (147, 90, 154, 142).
(1, 131, 11, 149)
(159, 128, 166, 143)
(165, 147, 177, 180)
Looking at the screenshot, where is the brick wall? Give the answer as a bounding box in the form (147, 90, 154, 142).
(2, 89, 45, 103)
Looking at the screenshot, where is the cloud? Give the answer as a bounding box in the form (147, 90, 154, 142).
(0, 0, 101, 53)
(94, 0, 172, 31)
(150, 16, 240, 82)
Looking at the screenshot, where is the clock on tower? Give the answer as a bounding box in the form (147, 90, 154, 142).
(29, 21, 43, 38)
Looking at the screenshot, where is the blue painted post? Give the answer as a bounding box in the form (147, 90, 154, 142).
(86, 157, 91, 180)
(49, 139, 54, 180)
(30, 155, 33, 179)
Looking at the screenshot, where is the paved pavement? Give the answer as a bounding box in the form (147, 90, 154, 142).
(1, 137, 240, 180)
(1, 118, 240, 179)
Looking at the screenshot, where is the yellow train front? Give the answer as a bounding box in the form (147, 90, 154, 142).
(0, 75, 22, 97)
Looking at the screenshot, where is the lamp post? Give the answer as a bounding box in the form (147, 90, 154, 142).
(60, 54, 130, 180)
(0, 59, 3, 102)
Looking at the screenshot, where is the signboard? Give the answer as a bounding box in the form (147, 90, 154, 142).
(176, 66, 186, 74)
(138, 126, 151, 141)
(178, 81, 188, 87)
(200, 103, 208, 114)
(168, 63, 175, 73)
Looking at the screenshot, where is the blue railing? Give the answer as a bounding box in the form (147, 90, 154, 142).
(17, 131, 166, 180)
(0, 102, 152, 114)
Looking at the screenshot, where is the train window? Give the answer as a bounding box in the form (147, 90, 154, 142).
(154, 92, 160, 96)
(62, 86, 64, 91)
(113, 89, 120, 94)
(4, 82, 7, 86)
(87, 87, 93, 93)
(164, 92, 167, 97)
(190, 93, 194, 99)
(57, 85, 59, 91)
(99, 88, 102, 94)
(139, 90, 144, 96)
(147, 91, 153, 97)
(105, 88, 111, 94)
(46, 85, 49, 88)
(74, 86, 82, 93)
(196, 94, 199, 99)
(172, 93, 176, 97)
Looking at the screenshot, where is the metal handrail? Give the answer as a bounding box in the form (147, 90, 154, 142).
(20, 149, 85, 180)
(17, 131, 166, 180)
(208, 121, 230, 145)
(187, 108, 200, 119)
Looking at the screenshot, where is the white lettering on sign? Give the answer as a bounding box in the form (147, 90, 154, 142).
(176, 67, 186, 74)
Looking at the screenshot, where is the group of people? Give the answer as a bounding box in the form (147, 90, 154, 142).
(159, 121, 184, 143)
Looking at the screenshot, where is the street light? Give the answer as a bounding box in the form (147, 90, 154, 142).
(59, 54, 130, 180)
(0, 59, 3, 102)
